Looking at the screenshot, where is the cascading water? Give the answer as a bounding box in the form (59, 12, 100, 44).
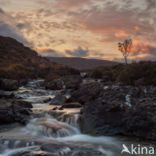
(0, 80, 154, 156)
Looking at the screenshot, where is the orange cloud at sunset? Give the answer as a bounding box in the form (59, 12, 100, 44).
(132, 40, 156, 55)
(114, 31, 128, 38)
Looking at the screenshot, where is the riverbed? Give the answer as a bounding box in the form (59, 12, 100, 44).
(0, 80, 155, 156)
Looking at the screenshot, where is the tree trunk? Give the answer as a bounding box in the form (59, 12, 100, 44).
(124, 56, 128, 65)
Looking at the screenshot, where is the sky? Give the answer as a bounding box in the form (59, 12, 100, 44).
(0, 0, 156, 61)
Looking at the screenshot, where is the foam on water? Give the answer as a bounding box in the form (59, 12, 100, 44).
(0, 146, 38, 156)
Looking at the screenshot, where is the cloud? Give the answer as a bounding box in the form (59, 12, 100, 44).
(38, 48, 65, 57)
(131, 40, 156, 56)
(0, 0, 11, 6)
(35, 0, 91, 9)
(0, 8, 28, 44)
(1, 0, 156, 61)
(0, 22, 28, 44)
(145, 0, 156, 10)
(65, 46, 89, 57)
(69, 1, 155, 42)
(0, 8, 4, 13)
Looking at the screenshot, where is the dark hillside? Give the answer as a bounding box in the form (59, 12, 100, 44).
(0, 36, 79, 80)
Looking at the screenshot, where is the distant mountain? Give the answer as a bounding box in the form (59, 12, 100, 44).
(0, 36, 78, 79)
(47, 57, 118, 70)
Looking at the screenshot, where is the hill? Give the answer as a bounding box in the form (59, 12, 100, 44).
(0, 36, 79, 80)
(47, 57, 118, 70)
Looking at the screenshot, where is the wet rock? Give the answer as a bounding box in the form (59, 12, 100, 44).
(67, 82, 103, 104)
(82, 85, 156, 140)
(0, 90, 15, 98)
(122, 103, 156, 140)
(19, 79, 28, 86)
(50, 94, 67, 105)
(0, 99, 32, 125)
(80, 108, 83, 114)
(63, 75, 82, 89)
(46, 78, 63, 90)
(52, 107, 58, 110)
(41, 143, 71, 153)
(71, 150, 103, 156)
(41, 143, 102, 156)
(14, 100, 33, 108)
(0, 79, 19, 91)
(58, 107, 64, 110)
(43, 97, 52, 103)
(60, 102, 82, 109)
(11, 149, 53, 156)
(45, 75, 82, 90)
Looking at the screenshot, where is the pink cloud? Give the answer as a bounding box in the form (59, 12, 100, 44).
(131, 40, 156, 56)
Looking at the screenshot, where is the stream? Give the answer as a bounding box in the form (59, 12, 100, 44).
(0, 80, 155, 156)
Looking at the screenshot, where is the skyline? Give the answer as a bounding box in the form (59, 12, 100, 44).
(0, 0, 156, 61)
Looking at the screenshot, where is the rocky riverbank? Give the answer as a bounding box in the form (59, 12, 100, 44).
(0, 77, 156, 141)
(0, 79, 32, 125)
(45, 75, 156, 141)
(0, 79, 155, 156)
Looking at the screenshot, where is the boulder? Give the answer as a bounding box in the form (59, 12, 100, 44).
(18, 79, 28, 86)
(14, 100, 33, 108)
(0, 99, 32, 125)
(46, 78, 64, 90)
(63, 75, 82, 89)
(67, 82, 103, 104)
(60, 102, 82, 109)
(50, 94, 67, 105)
(46, 75, 82, 90)
(82, 85, 156, 140)
(52, 106, 58, 110)
(0, 90, 15, 98)
(122, 103, 156, 140)
(0, 79, 19, 91)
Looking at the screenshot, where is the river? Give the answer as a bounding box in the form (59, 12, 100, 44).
(0, 80, 154, 156)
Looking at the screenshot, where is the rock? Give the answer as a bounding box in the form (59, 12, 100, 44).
(52, 106, 58, 110)
(46, 75, 82, 90)
(41, 143, 71, 155)
(0, 99, 32, 125)
(46, 79, 64, 90)
(0, 137, 102, 156)
(134, 78, 145, 86)
(41, 143, 102, 156)
(0, 90, 15, 98)
(11, 149, 53, 156)
(50, 94, 67, 105)
(80, 108, 83, 114)
(63, 75, 82, 89)
(18, 79, 28, 86)
(58, 107, 64, 110)
(0, 79, 19, 91)
(14, 100, 33, 108)
(67, 82, 103, 104)
(43, 97, 52, 103)
(82, 85, 156, 140)
(122, 103, 156, 140)
(60, 102, 82, 109)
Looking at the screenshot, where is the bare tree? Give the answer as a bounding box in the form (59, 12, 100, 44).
(118, 39, 133, 64)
